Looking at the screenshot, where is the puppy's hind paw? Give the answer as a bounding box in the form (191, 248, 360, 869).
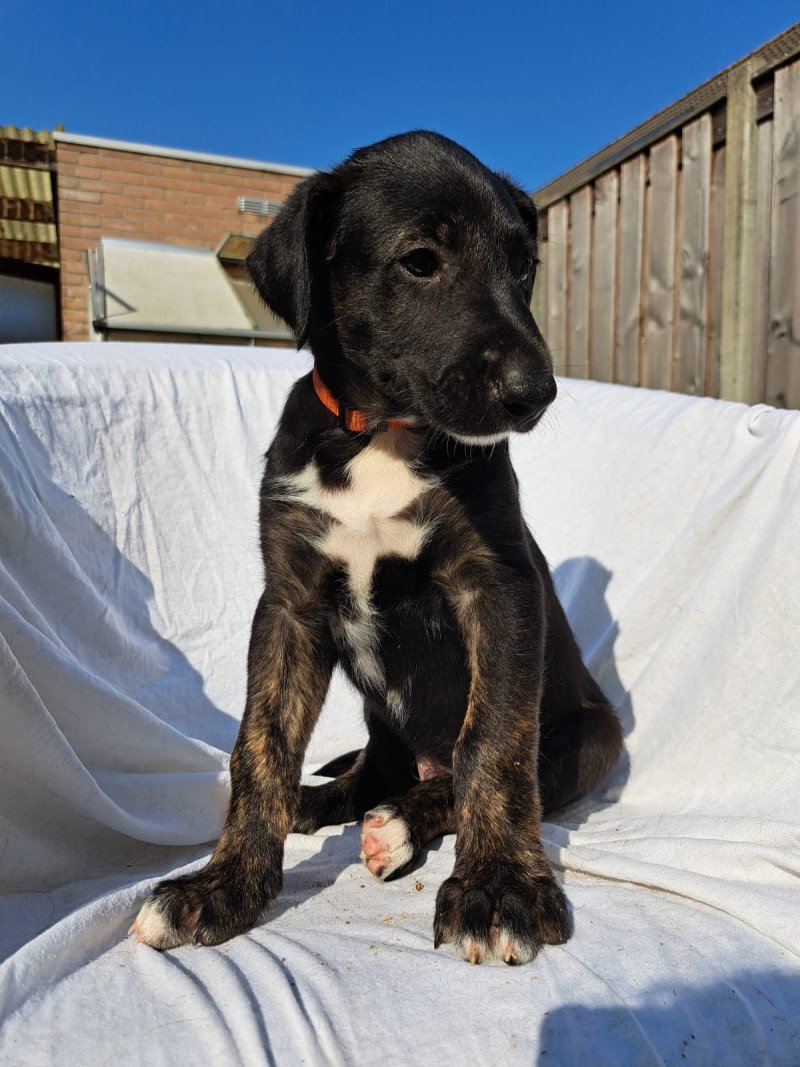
(360, 805, 415, 881)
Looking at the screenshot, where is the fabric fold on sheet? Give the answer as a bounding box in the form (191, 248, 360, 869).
(545, 815, 800, 956)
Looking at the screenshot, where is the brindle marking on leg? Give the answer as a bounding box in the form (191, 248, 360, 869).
(424, 502, 573, 962)
(293, 715, 419, 833)
(133, 502, 338, 948)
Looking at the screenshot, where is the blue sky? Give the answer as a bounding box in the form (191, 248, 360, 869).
(5, 1, 798, 190)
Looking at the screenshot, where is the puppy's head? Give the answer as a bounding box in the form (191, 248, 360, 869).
(247, 131, 555, 442)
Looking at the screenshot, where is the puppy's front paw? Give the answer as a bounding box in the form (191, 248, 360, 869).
(433, 866, 572, 965)
(130, 863, 279, 949)
(360, 805, 415, 880)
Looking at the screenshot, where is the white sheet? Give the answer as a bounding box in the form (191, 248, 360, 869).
(0, 342, 798, 1065)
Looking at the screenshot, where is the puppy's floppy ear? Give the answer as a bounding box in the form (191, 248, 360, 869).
(497, 173, 540, 245)
(246, 170, 337, 349)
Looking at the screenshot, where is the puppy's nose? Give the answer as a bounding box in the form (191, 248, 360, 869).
(498, 369, 557, 426)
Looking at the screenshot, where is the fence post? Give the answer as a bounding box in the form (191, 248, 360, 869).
(719, 60, 760, 403)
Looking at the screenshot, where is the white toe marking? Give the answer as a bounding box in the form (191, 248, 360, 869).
(130, 896, 183, 950)
(361, 807, 414, 879)
(455, 934, 486, 964)
(452, 927, 536, 965)
(498, 927, 535, 965)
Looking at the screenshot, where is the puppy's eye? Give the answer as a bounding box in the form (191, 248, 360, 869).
(518, 258, 535, 286)
(400, 248, 439, 278)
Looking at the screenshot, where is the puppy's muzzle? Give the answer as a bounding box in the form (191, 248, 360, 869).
(497, 367, 557, 429)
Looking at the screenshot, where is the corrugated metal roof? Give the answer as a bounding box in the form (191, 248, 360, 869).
(0, 125, 55, 149)
(0, 238, 58, 264)
(0, 126, 58, 264)
(0, 126, 56, 171)
(0, 219, 57, 244)
(0, 164, 53, 203)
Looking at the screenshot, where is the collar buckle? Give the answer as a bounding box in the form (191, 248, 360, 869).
(337, 404, 372, 438)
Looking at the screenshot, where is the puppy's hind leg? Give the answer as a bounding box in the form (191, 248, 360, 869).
(538, 698, 622, 817)
(527, 529, 623, 816)
(293, 749, 367, 833)
(293, 709, 418, 833)
(314, 749, 362, 777)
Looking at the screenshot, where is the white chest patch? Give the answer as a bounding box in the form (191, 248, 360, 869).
(281, 432, 434, 695)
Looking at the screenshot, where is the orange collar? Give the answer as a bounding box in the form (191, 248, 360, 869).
(312, 366, 412, 433)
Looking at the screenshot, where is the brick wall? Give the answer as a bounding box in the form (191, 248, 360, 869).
(55, 140, 305, 341)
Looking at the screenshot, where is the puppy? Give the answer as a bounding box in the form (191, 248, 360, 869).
(132, 131, 622, 964)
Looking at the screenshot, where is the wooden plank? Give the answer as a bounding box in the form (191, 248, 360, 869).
(751, 118, 773, 403)
(615, 155, 646, 386)
(756, 78, 775, 122)
(711, 103, 727, 147)
(568, 186, 592, 378)
(535, 243, 549, 354)
(766, 58, 800, 409)
(719, 61, 760, 402)
(590, 170, 618, 381)
(705, 145, 726, 397)
(546, 200, 569, 375)
(674, 115, 712, 394)
(642, 135, 678, 390)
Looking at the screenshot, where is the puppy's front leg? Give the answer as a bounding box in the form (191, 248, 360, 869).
(435, 564, 572, 964)
(132, 589, 336, 949)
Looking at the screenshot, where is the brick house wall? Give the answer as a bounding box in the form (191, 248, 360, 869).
(54, 135, 309, 341)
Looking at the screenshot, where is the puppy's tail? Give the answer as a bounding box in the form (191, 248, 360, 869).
(314, 749, 363, 778)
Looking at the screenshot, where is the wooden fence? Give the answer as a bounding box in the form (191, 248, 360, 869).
(531, 24, 800, 409)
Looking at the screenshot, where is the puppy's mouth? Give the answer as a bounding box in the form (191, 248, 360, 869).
(430, 408, 548, 446)
(502, 401, 546, 427)
(421, 375, 556, 444)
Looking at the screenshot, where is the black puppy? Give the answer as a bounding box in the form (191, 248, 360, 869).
(132, 131, 622, 964)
